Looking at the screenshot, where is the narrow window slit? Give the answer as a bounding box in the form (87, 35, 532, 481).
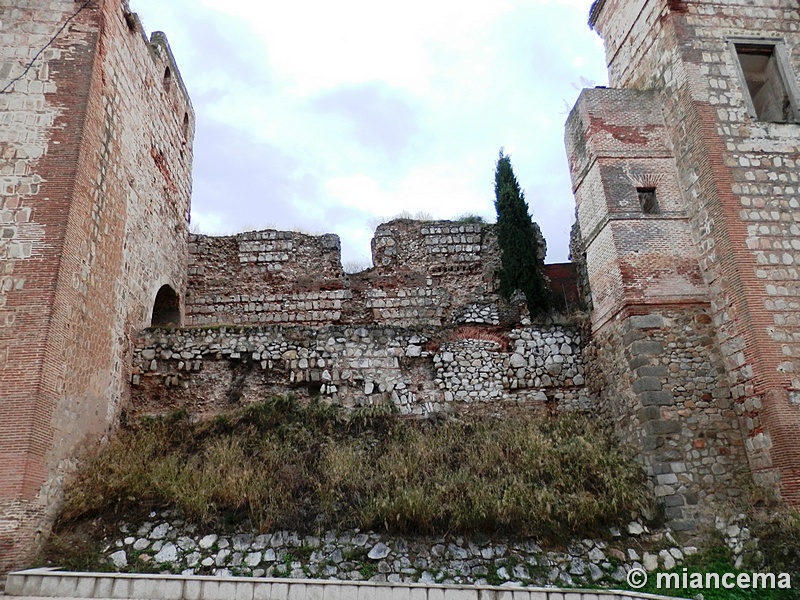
(637, 187, 658, 214)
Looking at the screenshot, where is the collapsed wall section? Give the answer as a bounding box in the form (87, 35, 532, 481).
(185, 221, 509, 328)
(129, 325, 589, 419)
(186, 230, 347, 327)
(0, 0, 192, 571)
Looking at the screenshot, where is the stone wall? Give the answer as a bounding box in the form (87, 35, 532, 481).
(0, 0, 192, 571)
(584, 307, 749, 532)
(186, 220, 508, 329)
(186, 220, 578, 330)
(128, 324, 588, 419)
(57, 511, 692, 591)
(587, 0, 800, 504)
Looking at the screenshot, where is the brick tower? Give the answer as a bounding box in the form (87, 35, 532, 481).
(567, 0, 800, 530)
(0, 0, 193, 571)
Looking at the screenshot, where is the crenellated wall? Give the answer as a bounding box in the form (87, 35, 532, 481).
(0, 0, 192, 571)
(186, 221, 516, 328)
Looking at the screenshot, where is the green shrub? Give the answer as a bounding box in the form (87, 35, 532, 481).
(750, 509, 800, 583)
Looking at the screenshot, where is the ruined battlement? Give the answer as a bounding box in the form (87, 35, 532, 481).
(186, 220, 511, 328)
(3, 0, 800, 577)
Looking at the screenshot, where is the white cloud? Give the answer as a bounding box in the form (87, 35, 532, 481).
(130, 0, 607, 265)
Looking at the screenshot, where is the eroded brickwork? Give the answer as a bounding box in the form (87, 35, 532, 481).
(187, 221, 512, 328)
(0, 0, 192, 571)
(569, 0, 800, 521)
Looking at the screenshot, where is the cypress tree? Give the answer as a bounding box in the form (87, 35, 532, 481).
(493, 150, 551, 315)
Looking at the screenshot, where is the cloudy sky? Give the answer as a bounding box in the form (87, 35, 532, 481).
(129, 0, 608, 268)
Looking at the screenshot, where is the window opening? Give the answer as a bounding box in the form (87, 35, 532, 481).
(637, 187, 658, 214)
(734, 43, 796, 123)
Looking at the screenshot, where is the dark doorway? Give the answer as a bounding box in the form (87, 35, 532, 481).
(151, 285, 180, 327)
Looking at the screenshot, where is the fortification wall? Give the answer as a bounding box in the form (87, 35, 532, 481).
(583, 307, 749, 531)
(0, 0, 192, 571)
(186, 221, 508, 328)
(128, 324, 588, 419)
(590, 0, 800, 503)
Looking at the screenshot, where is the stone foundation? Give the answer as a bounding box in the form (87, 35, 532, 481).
(585, 307, 750, 532)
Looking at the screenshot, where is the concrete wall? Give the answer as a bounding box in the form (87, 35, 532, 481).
(0, 0, 192, 571)
(5, 569, 684, 600)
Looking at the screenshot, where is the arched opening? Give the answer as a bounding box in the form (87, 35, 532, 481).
(163, 66, 172, 88)
(151, 285, 181, 327)
(182, 112, 190, 143)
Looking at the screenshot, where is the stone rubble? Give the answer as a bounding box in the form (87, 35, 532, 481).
(101, 513, 693, 588)
(131, 324, 591, 418)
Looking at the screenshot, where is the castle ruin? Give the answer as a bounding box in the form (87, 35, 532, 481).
(1, 0, 799, 575)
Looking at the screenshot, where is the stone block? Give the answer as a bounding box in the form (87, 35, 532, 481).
(670, 519, 698, 532)
(635, 365, 668, 377)
(287, 582, 307, 600)
(75, 577, 97, 598)
(633, 377, 662, 392)
(640, 391, 675, 406)
(443, 588, 476, 600)
(629, 340, 664, 356)
(4, 573, 31, 596)
(664, 506, 684, 519)
(388, 586, 412, 600)
(163, 578, 184, 599)
(131, 578, 162, 599)
(628, 314, 665, 329)
(110, 577, 132, 599)
(427, 587, 446, 600)
(219, 581, 237, 599)
(622, 329, 646, 345)
(641, 436, 663, 451)
(645, 420, 681, 435)
(636, 405, 661, 422)
(201, 580, 221, 600)
(408, 587, 428, 600)
(184, 578, 202, 600)
(235, 581, 255, 600)
(38, 575, 62, 597)
(304, 584, 325, 600)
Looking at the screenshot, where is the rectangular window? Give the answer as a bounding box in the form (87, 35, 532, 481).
(637, 187, 658, 214)
(732, 41, 798, 123)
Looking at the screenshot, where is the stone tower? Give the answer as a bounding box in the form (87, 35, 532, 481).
(567, 0, 800, 530)
(0, 0, 193, 571)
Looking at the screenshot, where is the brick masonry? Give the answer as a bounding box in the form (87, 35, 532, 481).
(568, 0, 800, 521)
(0, 0, 192, 572)
(4, 0, 800, 577)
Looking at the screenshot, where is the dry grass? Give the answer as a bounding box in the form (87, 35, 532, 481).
(61, 397, 652, 541)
